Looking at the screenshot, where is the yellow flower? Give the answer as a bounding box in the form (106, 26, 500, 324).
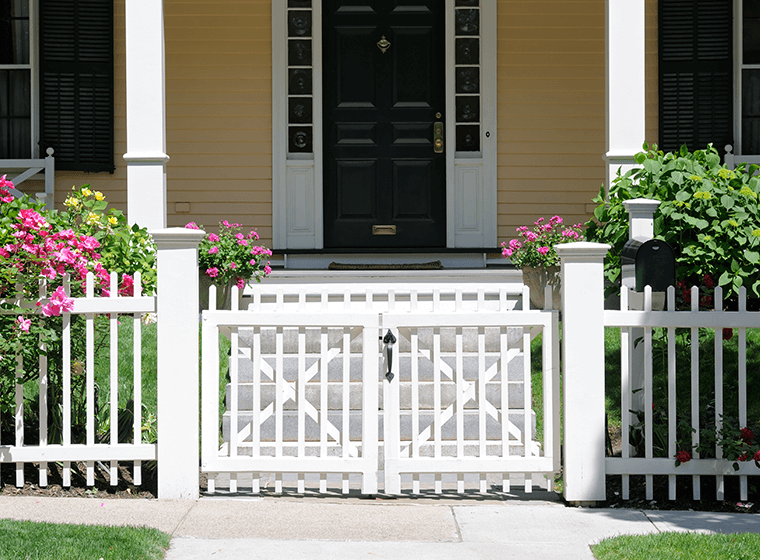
(81, 187, 92, 197)
(64, 196, 80, 208)
(108, 216, 117, 226)
(689, 175, 702, 181)
(740, 186, 758, 199)
(693, 191, 711, 200)
(94, 191, 105, 201)
(728, 219, 739, 227)
(753, 229, 760, 238)
(86, 212, 100, 225)
(717, 168, 735, 180)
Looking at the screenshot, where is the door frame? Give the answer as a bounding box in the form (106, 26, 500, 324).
(272, 0, 497, 250)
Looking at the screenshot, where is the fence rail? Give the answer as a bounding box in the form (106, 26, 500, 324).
(0, 271, 156, 488)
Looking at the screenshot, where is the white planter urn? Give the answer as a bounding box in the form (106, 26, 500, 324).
(520, 265, 561, 310)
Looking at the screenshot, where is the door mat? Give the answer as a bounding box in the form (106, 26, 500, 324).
(328, 260, 443, 270)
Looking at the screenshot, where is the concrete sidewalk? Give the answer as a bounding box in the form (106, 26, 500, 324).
(2, 493, 760, 559)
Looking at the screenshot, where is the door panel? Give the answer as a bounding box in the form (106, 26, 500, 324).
(323, 0, 446, 248)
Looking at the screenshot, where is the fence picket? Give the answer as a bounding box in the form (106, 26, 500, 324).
(620, 287, 630, 500)
(38, 278, 48, 487)
(714, 286, 725, 501)
(62, 276, 72, 486)
(667, 287, 676, 501)
(739, 287, 748, 501)
(109, 272, 118, 485)
(133, 271, 142, 486)
(690, 286, 701, 500)
(644, 286, 654, 500)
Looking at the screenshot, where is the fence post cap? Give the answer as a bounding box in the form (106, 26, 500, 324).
(150, 227, 206, 248)
(622, 198, 661, 214)
(555, 242, 610, 260)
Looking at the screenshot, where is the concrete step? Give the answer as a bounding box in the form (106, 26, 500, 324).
(221, 409, 535, 445)
(225, 379, 528, 412)
(233, 353, 526, 384)
(235, 326, 526, 355)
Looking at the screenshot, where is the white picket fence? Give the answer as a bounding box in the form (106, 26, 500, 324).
(0, 271, 156, 488)
(605, 285, 760, 502)
(201, 282, 560, 495)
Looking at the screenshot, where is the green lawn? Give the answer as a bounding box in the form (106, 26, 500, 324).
(592, 532, 760, 560)
(0, 519, 170, 560)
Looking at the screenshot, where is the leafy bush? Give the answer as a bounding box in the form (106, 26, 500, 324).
(586, 144, 760, 306)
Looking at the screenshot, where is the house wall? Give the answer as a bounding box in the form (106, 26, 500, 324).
(47, 0, 659, 251)
(50, 0, 274, 244)
(495, 0, 659, 242)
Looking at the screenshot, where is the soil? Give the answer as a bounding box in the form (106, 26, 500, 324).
(0, 461, 157, 499)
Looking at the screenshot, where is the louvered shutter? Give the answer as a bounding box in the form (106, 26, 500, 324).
(659, 0, 733, 155)
(39, 0, 114, 172)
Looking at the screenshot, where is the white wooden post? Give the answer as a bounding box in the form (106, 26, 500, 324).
(622, 199, 661, 439)
(605, 0, 646, 190)
(557, 242, 610, 504)
(125, 0, 168, 230)
(153, 228, 205, 499)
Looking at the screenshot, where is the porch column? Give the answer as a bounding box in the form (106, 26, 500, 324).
(557, 242, 610, 504)
(124, 0, 168, 230)
(605, 0, 646, 190)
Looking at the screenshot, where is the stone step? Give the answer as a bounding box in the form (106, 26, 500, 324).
(233, 354, 526, 384)
(235, 326, 526, 355)
(225, 379, 528, 412)
(221, 409, 535, 445)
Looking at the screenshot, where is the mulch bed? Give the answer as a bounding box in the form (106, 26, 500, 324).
(0, 461, 157, 499)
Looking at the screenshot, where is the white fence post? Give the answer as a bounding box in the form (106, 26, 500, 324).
(621, 198, 661, 447)
(557, 242, 609, 504)
(152, 228, 205, 499)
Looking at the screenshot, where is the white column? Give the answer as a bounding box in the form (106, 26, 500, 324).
(125, 0, 168, 230)
(153, 228, 205, 499)
(623, 198, 661, 241)
(557, 242, 610, 504)
(605, 0, 646, 190)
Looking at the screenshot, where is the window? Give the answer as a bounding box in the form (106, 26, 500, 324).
(738, 0, 760, 154)
(0, 0, 33, 159)
(0, 0, 114, 172)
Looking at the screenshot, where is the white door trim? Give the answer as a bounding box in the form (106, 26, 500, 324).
(272, 1, 497, 250)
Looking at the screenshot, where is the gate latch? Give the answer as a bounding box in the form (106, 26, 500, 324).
(382, 329, 397, 382)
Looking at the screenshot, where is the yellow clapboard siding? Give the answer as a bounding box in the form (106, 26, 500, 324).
(499, 179, 604, 192)
(167, 166, 272, 180)
(165, 77, 270, 92)
(169, 142, 272, 155)
(167, 103, 271, 118)
(498, 154, 605, 168)
(500, 2, 603, 16)
(168, 154, 272, 167)
(498, 40, 604, 54)
(169, 179, 272, 192)
(498, 165, 603, 180)
(169, 191, 272, 204)
(168, 117, 271, 131)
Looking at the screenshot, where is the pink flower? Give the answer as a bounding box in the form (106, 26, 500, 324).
(264, 264, 272, 275)
(235, 233, 244, 240)
(675, 450, 691, 464)
(238, 239, 248, 246)
(41, 267, 57, 280)
(119, 273, 134, 297)
(229, 262, 237, 269)
(41, 286, 75, 317)
(208, 233, 219, 243)
(185, 222, 200, 230)
(206, 267, 219, 278)
(78, 235, 100, 251)
(222, 220, 230, 228)
(236, 278, 245, 289)
(208, 246, 219, 254)
(537, 246, 550, 255)
(15, 315, 31, 333)
(248, 231, 260, 240)
(550, 215, 563, 225)
(526, 232, 538, 242)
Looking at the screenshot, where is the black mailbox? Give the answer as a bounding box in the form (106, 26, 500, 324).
(621, 238, 676, 292)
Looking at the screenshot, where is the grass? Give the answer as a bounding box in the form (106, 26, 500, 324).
(0, 519, 170, 560)
(592, 532, 760, 560)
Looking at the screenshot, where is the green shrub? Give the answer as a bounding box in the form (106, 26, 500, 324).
(586, 144, 760, 305)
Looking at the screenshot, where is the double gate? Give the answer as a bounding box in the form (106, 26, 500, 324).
(200, 284, 559, 495)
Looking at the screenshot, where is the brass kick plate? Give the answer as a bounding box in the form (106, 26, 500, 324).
(373, 225, 397, 235)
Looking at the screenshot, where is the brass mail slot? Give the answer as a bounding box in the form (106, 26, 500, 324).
(372, 225, 397, 235)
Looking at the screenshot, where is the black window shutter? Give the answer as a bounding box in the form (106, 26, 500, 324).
(659, 0, 733, 155)
(39, 0, 114, 173)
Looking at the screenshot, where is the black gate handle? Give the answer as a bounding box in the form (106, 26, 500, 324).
(382, 329, 397, 382)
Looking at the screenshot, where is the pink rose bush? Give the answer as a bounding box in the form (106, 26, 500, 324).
(501, 216, 583, 269)
(187, 220, 272, 288)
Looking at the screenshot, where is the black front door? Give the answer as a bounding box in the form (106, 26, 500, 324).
(323, 1, 446, 249)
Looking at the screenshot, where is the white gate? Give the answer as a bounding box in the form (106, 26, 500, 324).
(200, 284, 560, 495)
